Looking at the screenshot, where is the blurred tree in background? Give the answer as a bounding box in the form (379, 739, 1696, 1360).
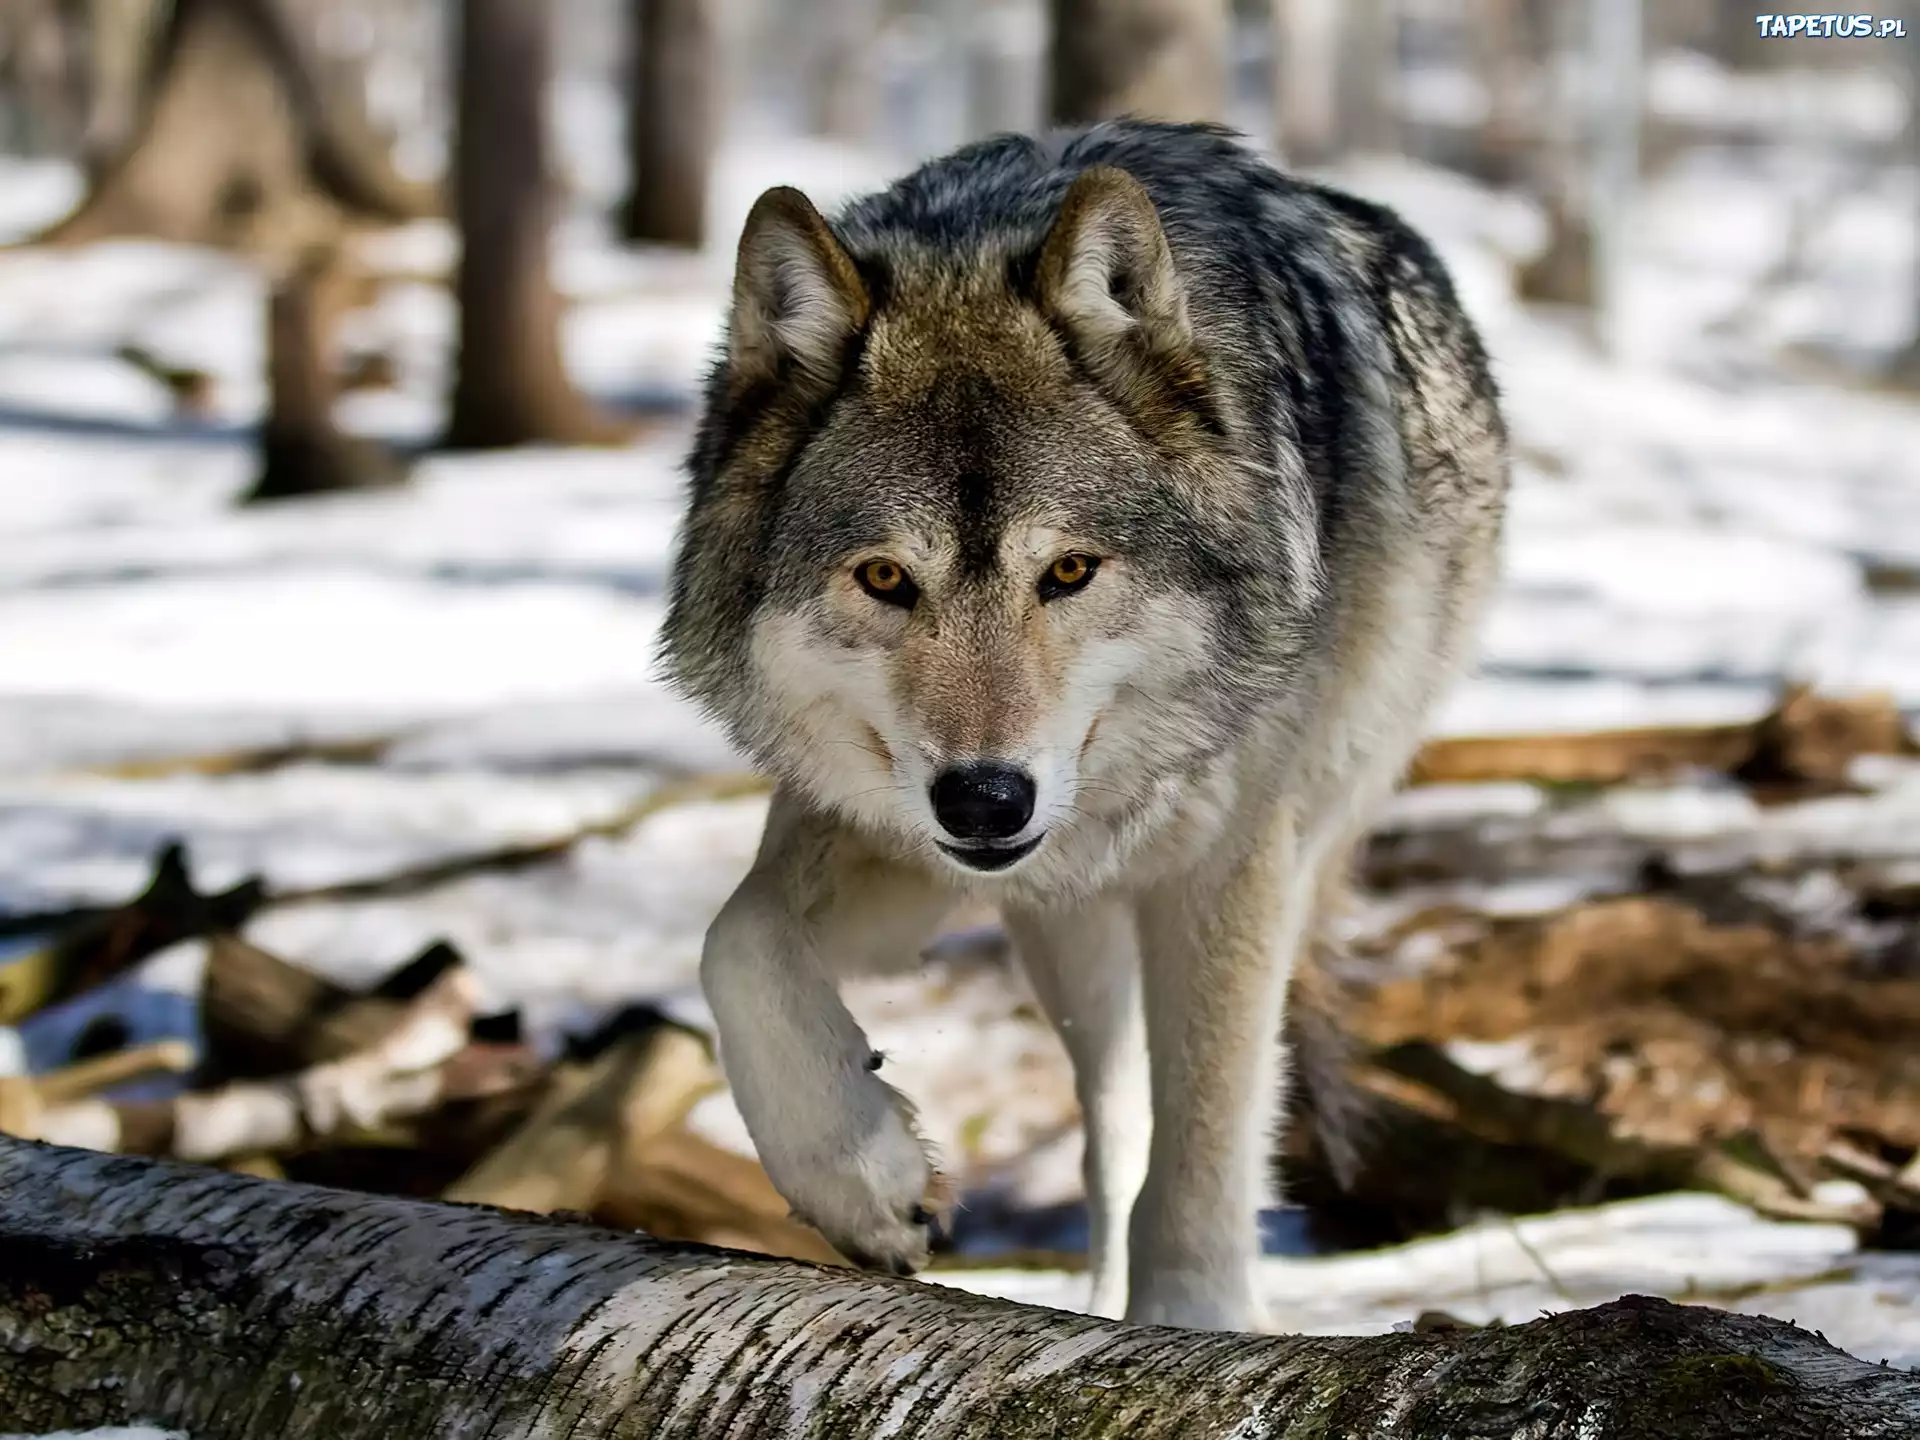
(1047, 0, 1231, 126)
(1514, 0, 1600, 310)
(445, 0, 627, 448)
(1268, 0, 1336, 166)
(803, 0, 886, 141)
(619, 0, 716, 247)
(29, 0, 432, 253)
(0, 0, 1916, 409)
(246, 243, 409, 500)
(9, 0, 438, 500)
(75, 0, 161, 180)
(0, 0, 86, 158)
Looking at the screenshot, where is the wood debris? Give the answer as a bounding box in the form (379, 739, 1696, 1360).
(1292, 812, 1920, 1242)
(0, 841, 263, 1024)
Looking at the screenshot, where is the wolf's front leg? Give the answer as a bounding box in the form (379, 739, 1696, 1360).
(1003, 898, 1151, 1319)
(699, 794, 955, 1274)
(1127, 821, 1309, 1332)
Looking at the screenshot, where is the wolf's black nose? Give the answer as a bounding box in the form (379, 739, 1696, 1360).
(930, 763, 1036, 841)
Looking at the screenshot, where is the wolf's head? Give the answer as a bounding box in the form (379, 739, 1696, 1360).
(662, 162, 1319, 880)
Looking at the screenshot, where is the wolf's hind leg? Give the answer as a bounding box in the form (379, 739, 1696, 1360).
(699, 789, 956, 1275)
(1003, 897, 1151, 1320)
(1127, 820, 1308, 1332)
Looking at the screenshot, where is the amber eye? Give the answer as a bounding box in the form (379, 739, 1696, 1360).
(862, 559, 904, 592)
(1038, 553, 1101, 601)
(856, 558, 919, 607)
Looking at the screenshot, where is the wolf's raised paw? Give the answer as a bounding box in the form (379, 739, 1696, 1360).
(768, 1072, 946, 1277)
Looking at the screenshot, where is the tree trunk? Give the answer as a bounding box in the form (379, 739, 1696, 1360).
(443, 0, 628, 450)
(1467, 0, 1531, 186)
(1270, 0, 1339, 168)
(27, 0, 435, 258)
(967, 0, 1044, 141)
(1886, 0, 1920, 383)
(0, 0, 83, 158)
(1047, 0, 1232, 128)
(243, 245, 407, 502)
(1585, 0, 1641, 357)
(77, 0, 163, 180)
(1332, 0, 1395, 155)
(618, 0, 717, 248)
(804, 0, 885, 141)
(3, 1140, 1919, 1437)
(1515, 0, 1596, 309)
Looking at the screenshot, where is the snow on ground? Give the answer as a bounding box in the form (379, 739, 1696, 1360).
(2, 104, 1920, 1340)
(938, 1191, 1920, 1367)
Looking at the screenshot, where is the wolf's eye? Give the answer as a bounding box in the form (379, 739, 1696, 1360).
(1038, 553, 1100, 601)
(856, 558, 918, 607)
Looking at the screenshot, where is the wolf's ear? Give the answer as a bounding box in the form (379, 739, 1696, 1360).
(1035, 166, 1192, 368)
(727, 186, 870, 390)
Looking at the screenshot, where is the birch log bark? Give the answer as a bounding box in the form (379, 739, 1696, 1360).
(1, 1138, 1917, 1437)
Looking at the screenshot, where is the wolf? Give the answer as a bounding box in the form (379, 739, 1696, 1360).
(661, 120, 1507, 1334)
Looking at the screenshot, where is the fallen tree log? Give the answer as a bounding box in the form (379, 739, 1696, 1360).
(200, 933, 465, 1079)
(1405, 684, 1913, 789)
(1, 1141, 1917, 1437)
